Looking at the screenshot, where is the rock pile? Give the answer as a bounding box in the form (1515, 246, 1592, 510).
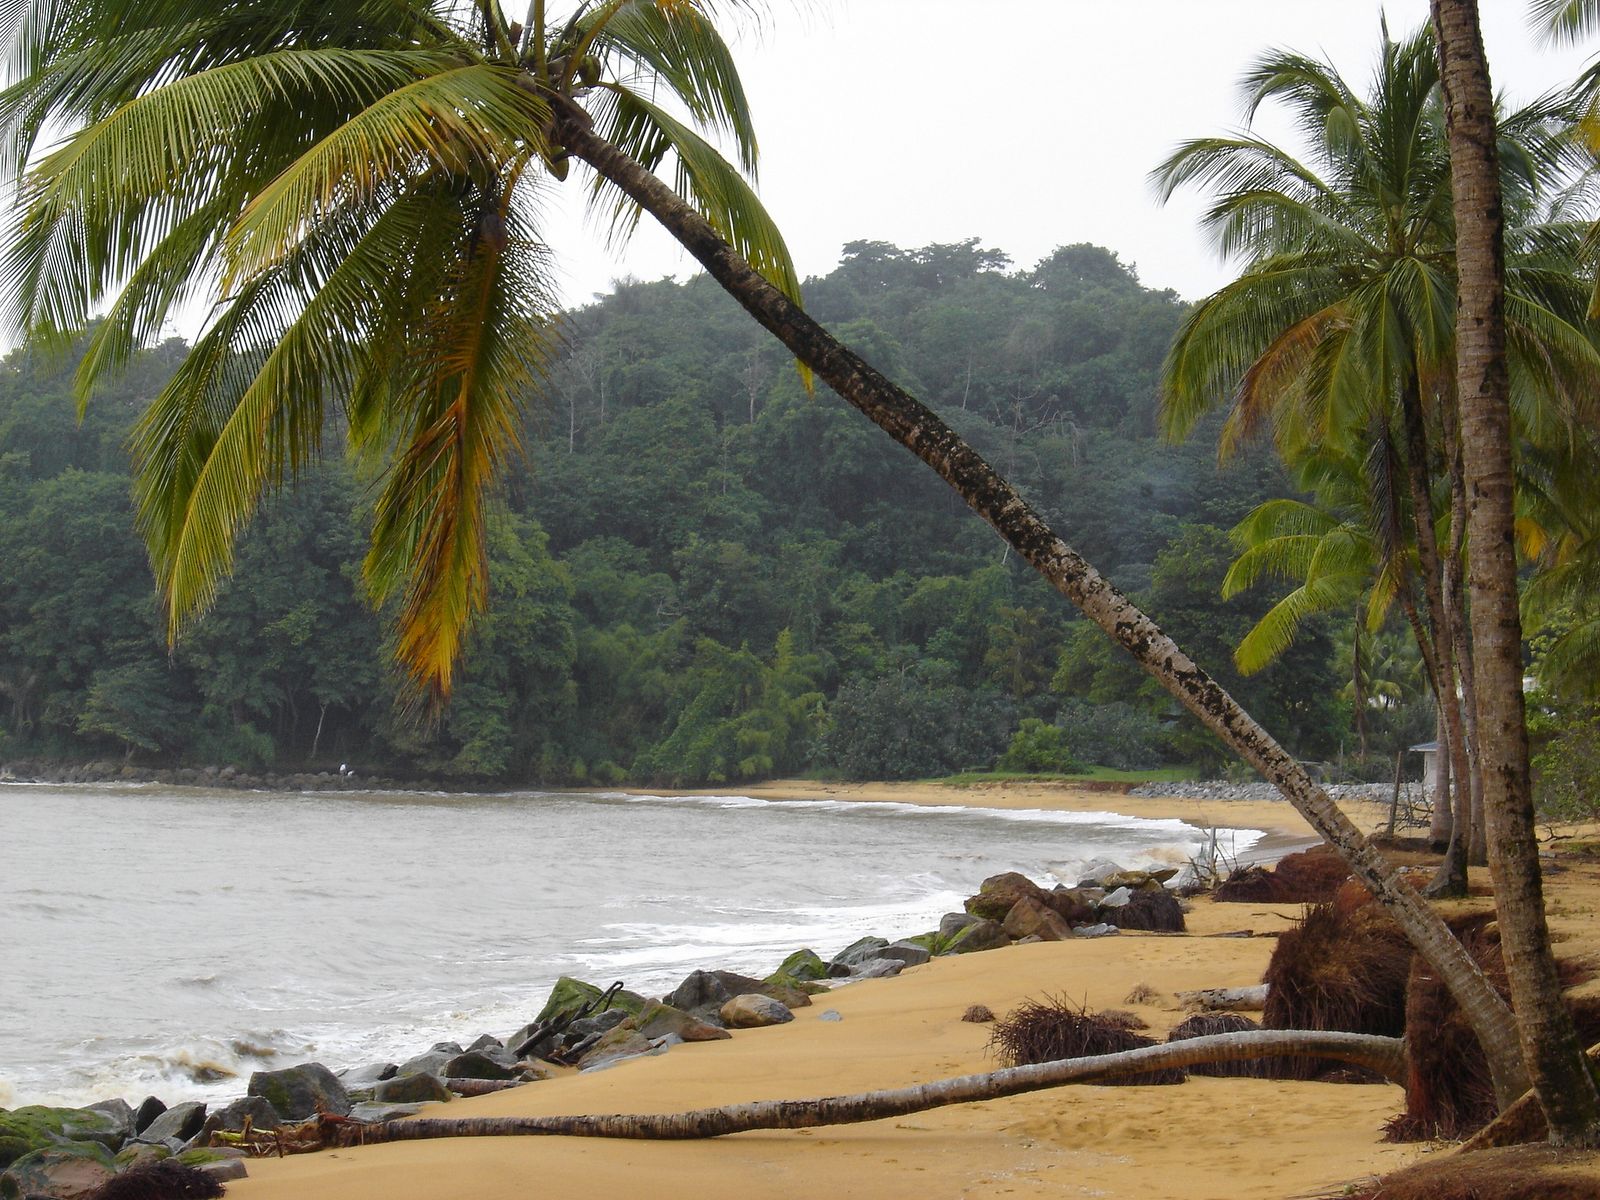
(1127, 780, 1398, 803)
(2, 858, 1192, 1197)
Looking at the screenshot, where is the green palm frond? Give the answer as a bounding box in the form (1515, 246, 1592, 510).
(585, 81, 800, 303)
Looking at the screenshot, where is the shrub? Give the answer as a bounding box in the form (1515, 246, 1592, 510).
(995, 718, 1081, 773)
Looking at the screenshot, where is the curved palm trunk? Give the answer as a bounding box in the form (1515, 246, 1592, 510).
(1431, 0, 1600, 1145)
(549, 102, 1534, 1107)
(334, 1031, 1405, 1144)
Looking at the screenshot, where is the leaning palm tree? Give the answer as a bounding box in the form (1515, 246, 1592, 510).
(0, 0, 1535, 1112)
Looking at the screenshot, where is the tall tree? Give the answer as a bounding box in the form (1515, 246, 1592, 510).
(1431, 0, 1600, 1145)
(0, 0, 1531, 1105)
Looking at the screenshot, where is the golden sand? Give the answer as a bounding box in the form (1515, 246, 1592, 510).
(226, 782, 1600, 1200)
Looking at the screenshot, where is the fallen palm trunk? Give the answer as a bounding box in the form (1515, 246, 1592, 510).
(1176, 985, 1269, 1012)
(317, 1030, 1403, 1146)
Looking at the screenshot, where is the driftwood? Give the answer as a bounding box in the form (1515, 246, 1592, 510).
(308, 1029, 1404, 1146)
(510, 981, 626, 1060)
(1176, 985, 1269, 1012)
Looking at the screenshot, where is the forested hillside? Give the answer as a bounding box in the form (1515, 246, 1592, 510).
(0, 240, 1407, 785)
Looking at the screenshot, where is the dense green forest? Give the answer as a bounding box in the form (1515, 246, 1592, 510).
(0, 239, 1430, 785)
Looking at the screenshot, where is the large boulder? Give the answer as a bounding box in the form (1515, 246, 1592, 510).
(80, 1101, 134, 1148)
(828, 937, 890, 974)
(394, 1050, 452, 1079)
(1046, 886, 1099, 925)
(1002, 896, 1075, 941)
(663, 970, 735, 1025)
(768, 949, 828, 983)
(373, 1073, 451, 1104)
(720, 994, 794, 1029)
(135, 1102, 206, 1147)
(845, 958, 904, 979)
(631, 1001, 731, 1044)
(0, 1143, 115, 1200)
(532, 977, 645, 1027)
(215, 1096, 280, 1133)
(575, 1029, 656, 1073)
(441, 1051, 518, 1081)
(337, 1062, 399, 1089)
(247, 1062, 351, 1120)
(1101, 889, 1186, 933)
(0, 1107, 124, 1168)
(963, 872, 1050, 922)
(939, 918, 1010, 955)
(132, 1098, 167, 1136)
(876, 942, 933, 968)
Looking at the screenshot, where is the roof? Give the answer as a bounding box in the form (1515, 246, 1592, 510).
(1409, 741, 1439, 753)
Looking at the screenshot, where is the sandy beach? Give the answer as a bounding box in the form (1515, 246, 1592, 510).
(224, 781, 1600, 1200)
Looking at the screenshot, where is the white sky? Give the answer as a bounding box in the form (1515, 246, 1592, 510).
(542, 0, 1598, 307)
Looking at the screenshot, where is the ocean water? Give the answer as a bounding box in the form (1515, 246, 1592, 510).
(0, 782, 1262, 1109)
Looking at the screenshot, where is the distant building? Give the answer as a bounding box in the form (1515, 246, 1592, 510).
(1410, 741, 1439, 791)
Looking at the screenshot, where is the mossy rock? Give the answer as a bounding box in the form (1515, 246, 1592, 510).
(176, 1148, 233, 1166)
(903, 932, 938, 952)
(533, 977, 646, 1026)
(0, 1106, 122, 1168)
(940, 917, 1010, 955)
(1, 1143, 115, 1200)
(114, 1143, 170, 1169)
(770, 949, 828, 982)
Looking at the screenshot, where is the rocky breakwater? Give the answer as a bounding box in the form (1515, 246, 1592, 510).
(1128, 780, 1398, 804)
(0, 857, 1190, 1197)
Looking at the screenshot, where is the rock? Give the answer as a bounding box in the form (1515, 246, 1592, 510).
(112, 1144, 169, 1170)
(215, 1096, 280, 1132)
(395, 1050, 453, 1078)
(939, 918, 1009, 955)
(0, 1107, 124, 1167)
(466, 1034, 504, 1053)
(1076, 859, 1127, 886)
(846, 957, 904, 979)
(818, 1010, 843, 1023)
(81, 1100, 134, 1147)
(441, 1051, 519, 1081)
(133, 1102, 206, 1147)
(575, 1029, 655, 1072)
(1001, 896, 1075, 941)
(337, 1062, 399, 1088)
(720, 994, 795, 1028)
(769, 949, 828, 983)
(756, 981, 815, 1010)
(962, 1004, 996, 1023)
(533, 977, 646, 1026)
(631, 1001, 732, 1043)
(663, 970, 735, 1024)
(963, 872, 1050, 922)
(132, 1097, 167, 1136)
(1101, 889, 1186, 932)
(515, 1062, 557, 1082)
(937, 913, 980, 942)
(247, 1062, 351, 1120)
(0, 1144, 115, 1200)
(828, 936, 890, 971)
(1074, 923, 1120, 938)
(428, 1041, 464, 1055)
(1100, 886, 1133, 908)
(372, 1073, 451, 1104)
(197, 1157, 249, 1183)
(876, 941, 932, 967)
(1046, 886, 1099, 925)
(564, 1008, 631, 1042)
(348, 1102, 427, 1123)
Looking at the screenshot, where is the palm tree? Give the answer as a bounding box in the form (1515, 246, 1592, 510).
(1432, 0, 1600, 1145)
(1154, 21, 1600, 889)
(0, 0, 1533, 1110)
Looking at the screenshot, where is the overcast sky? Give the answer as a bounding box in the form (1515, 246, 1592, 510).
(541, 0, 1597, 308)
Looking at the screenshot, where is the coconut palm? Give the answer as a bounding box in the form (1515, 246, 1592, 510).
(0, 0, 1536, 1111)
(1433, 0, 1600, 1147)
(1154, 20, 1600, 886)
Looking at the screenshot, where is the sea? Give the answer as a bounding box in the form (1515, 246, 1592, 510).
(0, 781, 1263, 1110)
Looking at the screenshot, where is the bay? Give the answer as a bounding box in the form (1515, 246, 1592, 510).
(0, 782, 1261, 1108)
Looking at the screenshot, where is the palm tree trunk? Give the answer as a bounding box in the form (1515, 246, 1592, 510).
(1431, 0, 1600, 1145)
(335, 1030, 1405, 1144)
(1400, 375, 1471, 898)
(1440, 393, 1488, 865)
(551, 100, 1535, 1107)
